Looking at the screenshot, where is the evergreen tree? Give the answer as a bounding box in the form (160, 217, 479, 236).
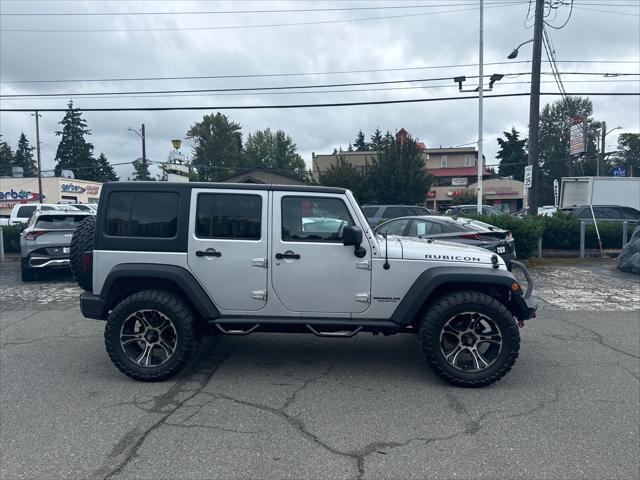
(538, 97, 600, 204)
(243, 128, 307, 179)
(347, 143, 354, 152)
(370, 128, 385, 152)
(14, 133, 38, 177)
(319, 157, 371, 204)
(187, 112, 243, 181)
(54, 101, 96, 180)
(94, 153, 119, 182)
(496, 128, 527, 181)
(132, 157, 152, 181)
(0, 135, 14, 177)
(354, 130, 368, 151)
(367, 133, 432, 204)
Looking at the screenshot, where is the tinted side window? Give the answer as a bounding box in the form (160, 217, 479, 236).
(383, 206, 414, 218)
(196, 193, 261, 240)
(594, 207, 620, 219)
(105, 192, 179, 238)
(17, 206, 37, 218)
(620, 207, 640, 220)
(361, 206, 379, 218)
(408, 219, 432, 236)
(282, 196, 354, 242)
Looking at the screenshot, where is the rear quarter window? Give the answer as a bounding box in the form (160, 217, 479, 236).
(105, 191, 179, 238)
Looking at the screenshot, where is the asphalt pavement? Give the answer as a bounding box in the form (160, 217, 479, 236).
(1, 258, 639, 480)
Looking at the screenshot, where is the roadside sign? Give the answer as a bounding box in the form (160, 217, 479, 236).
(524, 165, 533, 188)
(569, 116, 586, 156)
(553, 179, 559, 208)
(612, 167, 628, 177)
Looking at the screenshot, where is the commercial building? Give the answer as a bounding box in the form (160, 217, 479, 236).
(0, 177, 103, 218)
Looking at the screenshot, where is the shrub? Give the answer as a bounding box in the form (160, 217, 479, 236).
(1, 224, 25, 253)
(471, 214, 544, 259)
(541, 211, 580, 249)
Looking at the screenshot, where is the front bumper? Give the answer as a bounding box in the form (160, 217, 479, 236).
(509, 260, 538, 320)
(80, 292, 108, 320)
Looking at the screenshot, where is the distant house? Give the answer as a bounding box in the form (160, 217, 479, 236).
(218, 167, 306, 185)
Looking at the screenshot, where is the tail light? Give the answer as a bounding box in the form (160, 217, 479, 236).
(461, 233, 482, 240)
(25, 230, 47, 241)
(83, 251, 93, 273)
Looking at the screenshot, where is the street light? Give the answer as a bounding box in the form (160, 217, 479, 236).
(507, 39, 534, 59)
(127, 124, 147, 177)
(598, 123, 622, 176)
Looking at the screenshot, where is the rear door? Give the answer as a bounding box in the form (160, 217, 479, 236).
(271, 192, 371, 314)
(187, 189, 268, 312)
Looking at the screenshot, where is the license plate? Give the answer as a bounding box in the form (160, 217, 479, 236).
(63, 247, 70, 254)
(497, 246, 506, 254)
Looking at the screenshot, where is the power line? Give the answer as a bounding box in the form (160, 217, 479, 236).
(573, 5, 640, 15)
(0, 3, 522, 32)
(3, 72, 638, 99)
(1, 92, 637, 113)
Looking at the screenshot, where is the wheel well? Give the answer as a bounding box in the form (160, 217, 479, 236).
(409, 282, 513, 328)
(106, 276, 206, 327)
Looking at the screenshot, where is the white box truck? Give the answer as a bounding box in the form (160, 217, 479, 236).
(560, 177, 640, 210)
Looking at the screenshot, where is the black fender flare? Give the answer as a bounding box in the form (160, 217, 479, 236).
(101, 263, 220, 319)
(390, 266, 533, 325)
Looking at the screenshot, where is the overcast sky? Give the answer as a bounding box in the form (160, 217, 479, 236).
(1, 0, 638, 181)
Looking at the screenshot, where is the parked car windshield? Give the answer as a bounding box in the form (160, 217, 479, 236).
(34, 215, 91, 230)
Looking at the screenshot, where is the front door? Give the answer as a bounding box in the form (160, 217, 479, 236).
(271, 192, 371, 314)
(187, 188, 268, 312)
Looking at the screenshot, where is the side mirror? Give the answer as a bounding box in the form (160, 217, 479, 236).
(342, 225, 366, 258)
(342, 225, 363, 246)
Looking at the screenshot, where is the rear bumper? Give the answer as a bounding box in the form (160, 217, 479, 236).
(80, 292, 108, 320)
(28, 257, 70, 268)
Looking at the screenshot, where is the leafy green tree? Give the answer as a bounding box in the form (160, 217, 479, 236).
(94, 153, 119, 182)
(14, 133, 38, 177)
(538, 97, 600, 205)
(319, 157, 371, 203)
(0, 135, 14, 177)
(613, 133, 640, 177)
(367, 133, 432, 204)
(243, 128, 307, 179)
(187, 112, 243, 181)
(354, 130, 368, 151)
(370, 128, 385, 152)
(132, 157, 152, 181)
(496, 128, 527, 181)
(451, 192, 478, 206)
(54, 101, 96, 180)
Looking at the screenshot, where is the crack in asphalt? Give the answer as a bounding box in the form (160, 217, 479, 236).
(92, 339, 246, 480)
(556, 318, 640, 360)
(507, 385, 561, 420)
(0, 334, 96, 348)
(0, 311, 38, 332)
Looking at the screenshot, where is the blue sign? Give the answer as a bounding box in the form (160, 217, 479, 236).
(612, 167, 628, 177)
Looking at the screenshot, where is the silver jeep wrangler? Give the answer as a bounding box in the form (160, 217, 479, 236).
(75, 183, 537, 387)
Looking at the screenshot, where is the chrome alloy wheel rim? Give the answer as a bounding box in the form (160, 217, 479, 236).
(439, 312, 503, 372)
(119, 310, 177, 367)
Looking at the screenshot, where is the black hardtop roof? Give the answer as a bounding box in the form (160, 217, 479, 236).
(102, 181, 346, 194)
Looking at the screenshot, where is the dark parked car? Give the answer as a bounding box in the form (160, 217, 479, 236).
(374, 215, 517, 264)
(561, 205, 640, 223)
(445, 204, 506, 217)
(361, 204, 433, 226)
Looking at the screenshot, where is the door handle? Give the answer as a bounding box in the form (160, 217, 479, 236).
(275, 252, 300, 260)
(196, 248, 222, 258)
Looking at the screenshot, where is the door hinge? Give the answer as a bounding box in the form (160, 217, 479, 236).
(355, 260, 371, 270)
(354, 292, 370, 303)
(252, 257, 267, 268)
(251, 290, 267, 301)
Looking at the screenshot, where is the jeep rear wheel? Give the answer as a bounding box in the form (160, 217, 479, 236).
(419, 291, 520, 387)
(70, 215, 95, 291)
(104, 290, 199, 381)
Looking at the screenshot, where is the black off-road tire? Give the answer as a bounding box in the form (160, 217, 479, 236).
(21, 258, 35, 282)
(70, 215, 95, 291)
(104, 290, 199, 382)
(419, 290, 520, 388)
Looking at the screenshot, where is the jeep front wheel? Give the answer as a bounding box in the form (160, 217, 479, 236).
(419, 291, 520, 387)
(104, 290, 199, 381)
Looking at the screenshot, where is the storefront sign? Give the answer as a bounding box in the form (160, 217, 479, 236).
(451, 177, 468, 186)
(85, 185, 100, 195)
(447, 190, 466, 197)
(61, 183, 86, 193)
(0, 189, 44, 201)
(427, 191, 437, 198)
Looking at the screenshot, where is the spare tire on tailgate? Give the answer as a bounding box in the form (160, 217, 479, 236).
(70, 215, 95, 291)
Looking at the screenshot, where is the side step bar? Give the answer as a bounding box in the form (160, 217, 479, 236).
(208, 318, 413, 336)
(306, 325, 362, 338)
(215, 324, 260, 336)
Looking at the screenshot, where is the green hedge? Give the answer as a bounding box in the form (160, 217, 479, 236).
(471, 215, 544, 259)
(1, 224, 25, 253)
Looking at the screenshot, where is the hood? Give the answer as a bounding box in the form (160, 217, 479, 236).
(377, 235, 502, 268)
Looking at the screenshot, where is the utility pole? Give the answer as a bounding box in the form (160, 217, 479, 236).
(527, 0, 544, 216)
(33, 110, 43, 204)
(141, 123, 147, 170)
(476, 0, 484, 215)
(598, 121, 606, 177)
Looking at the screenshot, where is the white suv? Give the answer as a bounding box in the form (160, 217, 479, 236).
(74, 183, 537, 387)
